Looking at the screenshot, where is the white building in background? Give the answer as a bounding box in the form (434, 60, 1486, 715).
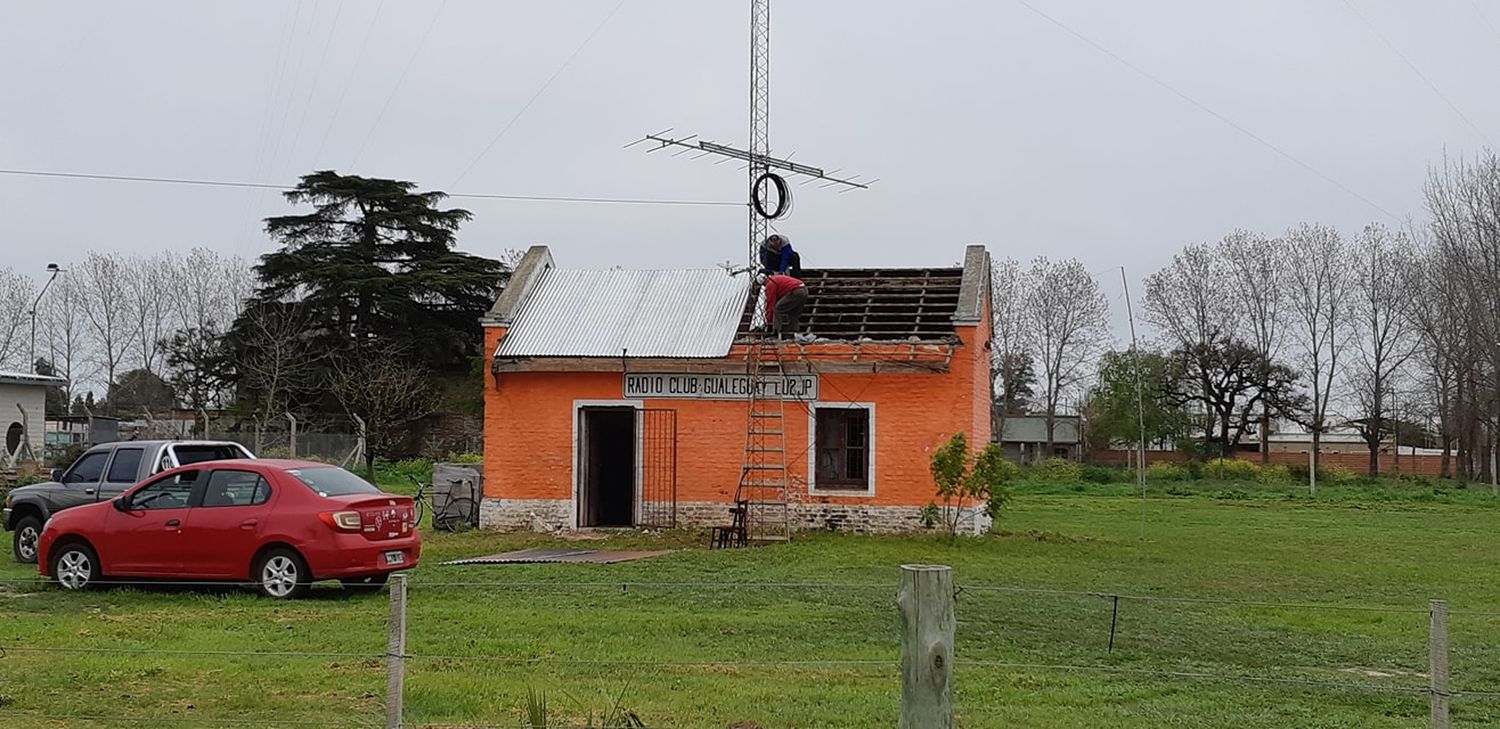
(0, 370, 66, 465)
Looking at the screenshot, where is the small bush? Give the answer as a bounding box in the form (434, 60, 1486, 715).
(449, 452, 484, 464)
(1257, 464, 1293, 484)
(1202, 458, 1259, 481)
(1146, 461, 1191, 481)
(1080, 465, 1130, 484)
(1030, 457, 1082, 483)
(1319, 464, 1359, 485)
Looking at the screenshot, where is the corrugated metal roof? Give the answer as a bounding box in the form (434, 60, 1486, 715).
(495, 268, 751, 358)
(0, 370, 67, 387)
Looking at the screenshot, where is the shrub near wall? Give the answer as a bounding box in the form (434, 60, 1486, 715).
(1145, 461, 1191, 481)
(1202, 458, 1259, 481)
(1030, 458, 1083, 482)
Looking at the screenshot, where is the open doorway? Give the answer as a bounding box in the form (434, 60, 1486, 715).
(578, 407, 636, 527)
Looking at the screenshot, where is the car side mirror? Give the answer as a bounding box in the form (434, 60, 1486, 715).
(112, 497, 128, 512)
(50, 468, 63, 482)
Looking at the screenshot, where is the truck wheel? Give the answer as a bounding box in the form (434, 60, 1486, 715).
(12, 515, 42, 564)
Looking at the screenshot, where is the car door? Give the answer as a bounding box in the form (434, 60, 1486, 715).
(178, 468, 274, 578)
(99, 446, 146, 500)
(102, 470, 199, 576)
(53, 449, 112, 510)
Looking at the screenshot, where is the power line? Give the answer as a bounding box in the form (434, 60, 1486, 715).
(1010, 0, 1401, 222)
(347, 0, 450, 171)
(0, 168, 743, 207)
(1469, 0, 1500, 48)
(1339, 0, 1494, 147)
(312, 0, 388, 167)
(449, 0, 628, 187)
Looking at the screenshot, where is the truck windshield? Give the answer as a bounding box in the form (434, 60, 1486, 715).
(287, 467, 381, 497)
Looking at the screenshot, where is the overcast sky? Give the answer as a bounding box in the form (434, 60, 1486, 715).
(2, 0, 1497, 336)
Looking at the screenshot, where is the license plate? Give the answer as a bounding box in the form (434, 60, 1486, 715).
(384, 551, 405, 566)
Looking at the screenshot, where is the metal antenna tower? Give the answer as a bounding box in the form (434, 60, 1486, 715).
(629, 0, 872, 266)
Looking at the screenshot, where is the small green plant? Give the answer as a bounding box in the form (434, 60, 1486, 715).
(1145, 461, 1190, 481)
(920, 502, 941, 529)
(526, 683, 648, 728)
(451, 452, 484, 464)
(930, 433, 1016, 536)
(1079, 465, 1129, 484)
(1256, 464, 1293, 484)
(1029, 457, 1082, 483)
(1319, 463, 1358, 485)
(526, 687, 548, 729)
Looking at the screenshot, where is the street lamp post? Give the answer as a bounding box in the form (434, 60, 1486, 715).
(28, 263, 62, 374)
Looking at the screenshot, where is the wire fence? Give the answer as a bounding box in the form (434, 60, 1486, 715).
(2, 573, 1499, 727)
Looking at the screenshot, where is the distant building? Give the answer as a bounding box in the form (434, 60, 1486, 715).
(996, 414, 1082, 463)
(46, 416, 121, 449)
(0, 371, 66, 464)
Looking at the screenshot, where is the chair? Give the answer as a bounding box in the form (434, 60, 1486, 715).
(710, 502, 748, 549)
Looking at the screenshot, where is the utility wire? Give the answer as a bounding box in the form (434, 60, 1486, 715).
(312, 0, 388, 167)
(1469, 0, 1500, 48)
(1010, 0, 1401, 222)
(348, 0, 450, 171)
(1339, 0, 1494, 147)
(450, 0, 629, 187)
(0, 168, 742, 206)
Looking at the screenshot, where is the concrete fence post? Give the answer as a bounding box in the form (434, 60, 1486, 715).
(285, 412, 298, 459)
(1430, 599, 1449, 729)
(386, 573, 408, 729)
(899, 564, 954, 729)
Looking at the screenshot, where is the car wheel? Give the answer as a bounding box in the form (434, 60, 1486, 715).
(340, 574, 389, 592)
(12, 515, 42, 564)
(254, 548, 310, 599)
(51, 542, 100, 591)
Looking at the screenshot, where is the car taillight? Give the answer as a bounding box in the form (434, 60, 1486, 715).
(319, 511, 362, 532)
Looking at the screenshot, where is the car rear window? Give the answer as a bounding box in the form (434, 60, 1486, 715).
(173, 444, 250, 465)
(288, 467, 382, 497)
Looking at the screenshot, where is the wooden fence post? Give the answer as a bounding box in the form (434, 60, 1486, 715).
(1430, 599, 1449, 729)
(899, 564, 954, 729)
(386, 573, 408, 729)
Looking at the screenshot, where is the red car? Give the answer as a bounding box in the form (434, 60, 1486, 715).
(37, 459, 420, 598)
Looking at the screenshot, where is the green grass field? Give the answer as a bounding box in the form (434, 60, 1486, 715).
(3, 478, 1500, 728)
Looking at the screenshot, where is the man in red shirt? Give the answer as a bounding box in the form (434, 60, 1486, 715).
(756, 272, 812, 342)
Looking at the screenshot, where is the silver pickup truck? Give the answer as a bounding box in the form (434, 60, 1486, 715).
(3, 440, 255, 563)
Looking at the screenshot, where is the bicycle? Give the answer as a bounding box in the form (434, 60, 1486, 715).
(407, 475, 480, 532)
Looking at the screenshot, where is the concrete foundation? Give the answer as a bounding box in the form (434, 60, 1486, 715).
(478, 497, 991, 535)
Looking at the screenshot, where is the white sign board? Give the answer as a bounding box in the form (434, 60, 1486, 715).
(624, 372, 819, 401)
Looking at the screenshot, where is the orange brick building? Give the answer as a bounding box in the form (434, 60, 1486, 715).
(479, 245, 993, 534)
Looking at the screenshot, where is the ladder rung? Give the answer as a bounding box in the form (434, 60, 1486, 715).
(750, 412, 783, 419)
(743, 499, 789, 506)
(748, 430, 783, 436)
(746, 447, 782, 452)
(741, 481, 787, 488)
(744, 464, 787, 470)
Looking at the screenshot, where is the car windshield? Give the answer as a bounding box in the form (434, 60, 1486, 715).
(288, 467, 381, 497)
(173, 444, 251, 466)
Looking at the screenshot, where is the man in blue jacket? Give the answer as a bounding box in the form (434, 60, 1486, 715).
(758, 234, 802, 277)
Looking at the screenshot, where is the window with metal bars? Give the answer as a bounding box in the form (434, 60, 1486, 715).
(814, 407, 870, 491)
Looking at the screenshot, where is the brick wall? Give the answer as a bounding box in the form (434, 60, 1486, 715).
(1091, 448, 1449, 476)
(481, 322, 993, 531)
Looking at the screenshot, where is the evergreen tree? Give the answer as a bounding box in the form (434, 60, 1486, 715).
(236, 171, 508, 376)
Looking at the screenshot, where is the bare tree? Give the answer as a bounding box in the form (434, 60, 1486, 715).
(1346, 223, 1419, 475)
(41, 273, 92, 410)
(0, 268, 35, 370)
(1409, 241, 1466, 477)
(1221, 230, 1288, 464)
(990, 257, 1032, 439)
(1023, 257, 1110, 454)
(1144, 242, 1238, 455)
(78, 252, 139, 402)
(128, 252, 176, 378)
(1282, 223, 1353, 490)
(328, 344, 438, 477)
(232, 301, 324, 444)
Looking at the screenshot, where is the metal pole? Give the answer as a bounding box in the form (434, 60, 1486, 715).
(1120, 267, 1147, 493)
(28, 266, 61, 373)
(386, 573, 408, 729)
(899, 564, 954, 729)
(1430, 599, 1449, 729)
